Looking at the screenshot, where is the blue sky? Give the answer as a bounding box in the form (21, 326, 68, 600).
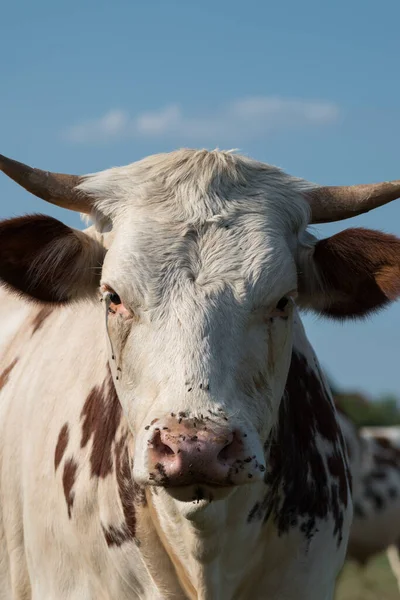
(1, 0, 400, 398)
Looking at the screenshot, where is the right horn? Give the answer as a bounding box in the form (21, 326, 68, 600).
(305, 180, 400, 224)
(0, 154, 95, 214)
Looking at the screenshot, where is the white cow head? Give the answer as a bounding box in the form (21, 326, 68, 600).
(1, 149, 400, 500)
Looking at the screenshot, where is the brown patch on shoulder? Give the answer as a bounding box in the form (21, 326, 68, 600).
(54, 423, 69, 471)
(80, 366, 145, 547)
(102, 524, 133, 547)
(80, 365, 122, 478)
(327, 453, 349, 540)
(31, 306, 53, 335)
(0, 357, 19, 391)
(102, 433, 146, 547)
(63, 458, 78, 518)
(256, 351, 351, 548)
(328, 454, 349, 506)
(115, 435, 141, 538)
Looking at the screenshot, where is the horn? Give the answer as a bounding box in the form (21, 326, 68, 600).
(0, 154, 95, 213)
(306, 181, 400, 224)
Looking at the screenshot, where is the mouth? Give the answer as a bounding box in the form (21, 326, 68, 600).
(164, 483, 235, 505)
(162, 484, 237, 522)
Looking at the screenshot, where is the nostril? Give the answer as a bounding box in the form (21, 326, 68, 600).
(217, 431, 242, 463)
(151, 430, 175, 457)
(160, 444, 174, 456)
(218, 442, 234, 462)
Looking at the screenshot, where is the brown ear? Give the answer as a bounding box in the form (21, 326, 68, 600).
(299, 228, 400, 319)
(0, 215, 106, 303)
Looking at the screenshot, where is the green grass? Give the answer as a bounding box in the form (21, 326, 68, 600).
(335, 553, 399, 600)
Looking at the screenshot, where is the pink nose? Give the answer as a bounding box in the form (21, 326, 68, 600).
(147, 420, 264, 487)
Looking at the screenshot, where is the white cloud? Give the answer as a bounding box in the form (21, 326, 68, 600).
(230, 97, 338, 125)
(136, 105, 182, 135)
(65, 109, 129, 143)
(64, 96, 339, 144)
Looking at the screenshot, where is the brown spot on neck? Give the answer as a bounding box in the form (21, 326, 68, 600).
(0, 358, 18, 391)
(115, 435, 143, 537)
(102, 525, 132, 547)
(54, 423, 69, 471)
(262, 351, 350, 547)
(102, 433, 146, 547)
(63, 458, 78, 518)
(31, 306, 54, 335)
(80, 365, 122, 478)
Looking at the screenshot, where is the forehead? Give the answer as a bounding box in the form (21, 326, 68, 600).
(82, 149, 310, 225)
(82, 150, 310, 303)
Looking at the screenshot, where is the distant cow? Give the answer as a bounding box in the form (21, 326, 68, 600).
(0, 149, 400, 599)
(337, 409, 400, 591)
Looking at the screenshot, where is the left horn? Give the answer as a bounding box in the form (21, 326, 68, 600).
(305, 180, 400, 224)
(0, 154, 95, 213)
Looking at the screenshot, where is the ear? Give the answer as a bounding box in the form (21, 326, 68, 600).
(298, 228, 400, 319)
(0, 214, 106, 303)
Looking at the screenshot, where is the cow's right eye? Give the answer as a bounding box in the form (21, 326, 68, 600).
(101, 285, 126, 314)
(102, 286, 132, 319)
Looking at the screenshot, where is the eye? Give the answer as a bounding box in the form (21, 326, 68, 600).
(276, 297, 289, 312)
(107, 290, 121, 314)
(102, 285, 132, 319)
(101, 285, 123, 313)
(109, 292, 121, 306)
(269, 294, 295, 319)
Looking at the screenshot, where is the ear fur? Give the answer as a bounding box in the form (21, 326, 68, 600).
(0, 214, 106, 303)
(298, 228, 400, 319)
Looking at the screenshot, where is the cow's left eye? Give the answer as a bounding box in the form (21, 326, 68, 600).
(276, 297, 289, 311)
(269, 295, 292, 319)
(109, 292, 121, 306)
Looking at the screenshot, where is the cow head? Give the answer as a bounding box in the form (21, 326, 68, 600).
(1, 150, 400, 503)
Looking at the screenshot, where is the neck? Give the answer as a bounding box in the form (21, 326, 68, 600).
(146, 484, 266, 599)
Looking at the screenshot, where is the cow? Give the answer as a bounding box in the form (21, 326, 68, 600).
(0, 149, 400, 599)
(335, 406, 400, 592)
(361, 427, 400, 594)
